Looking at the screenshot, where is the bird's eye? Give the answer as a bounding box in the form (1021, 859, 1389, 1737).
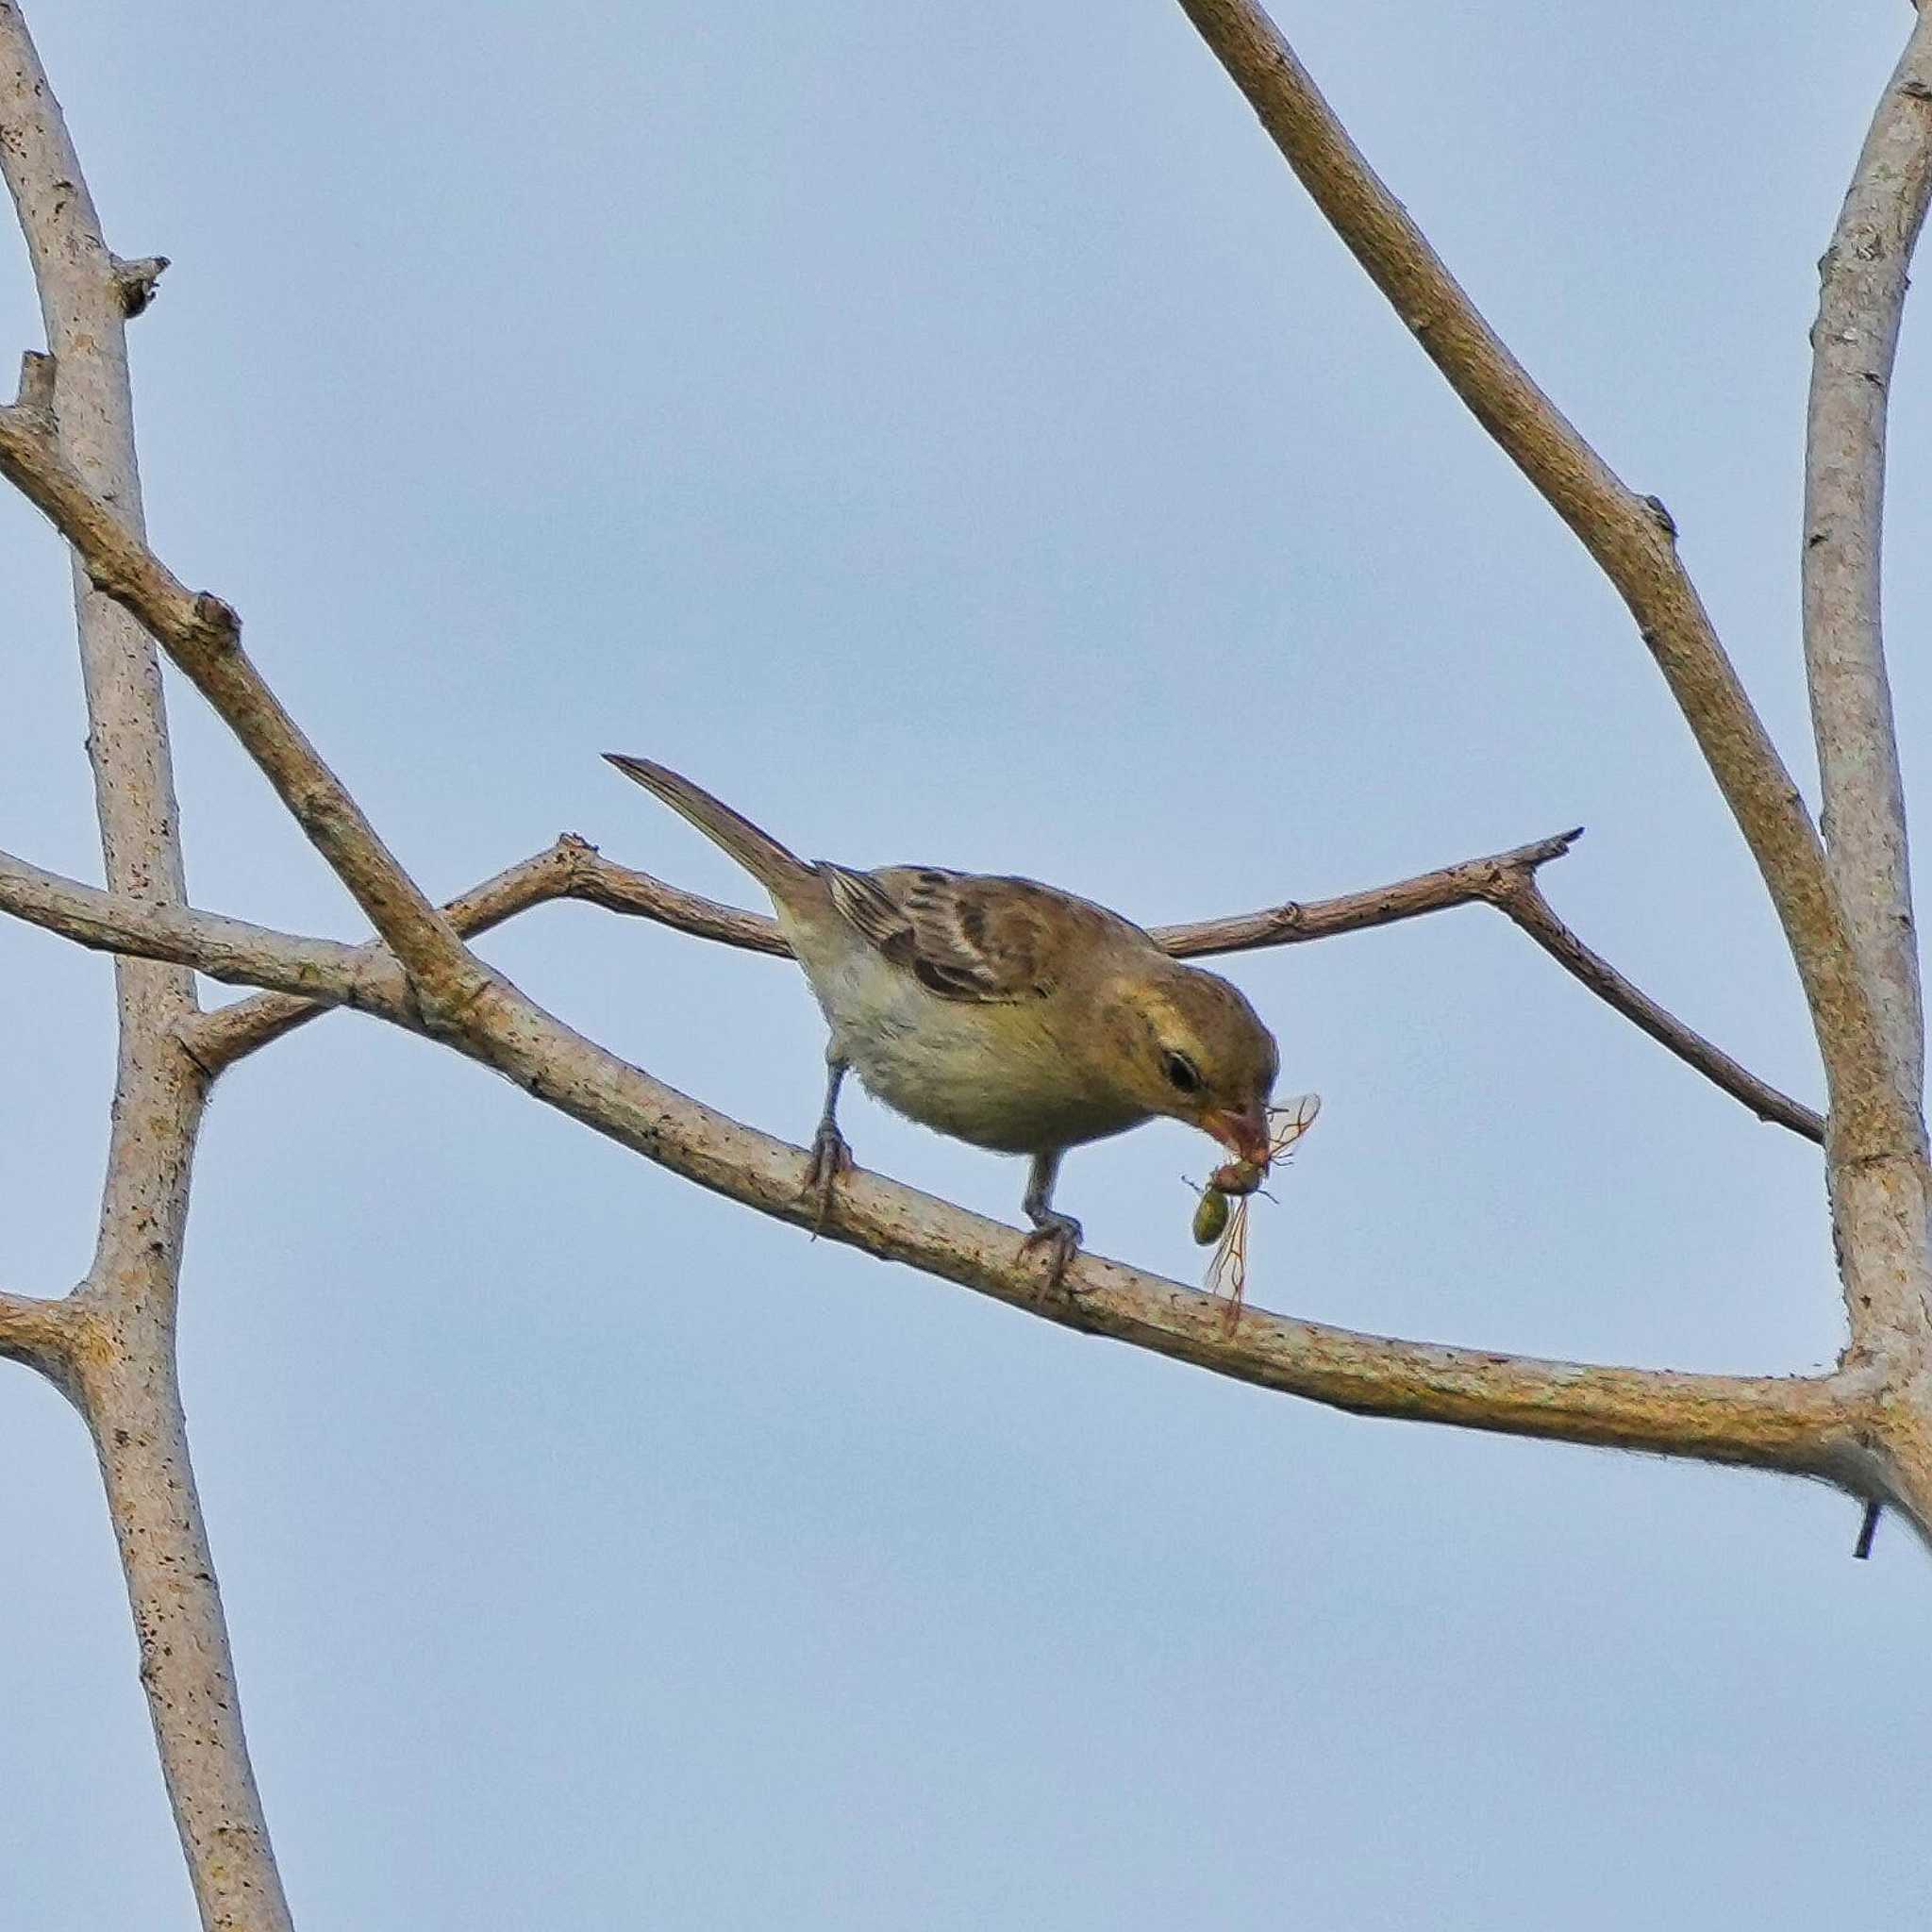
(1163, 1051, 1202, 1095)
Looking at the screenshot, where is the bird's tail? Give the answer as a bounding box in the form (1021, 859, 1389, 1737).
(603, 754, 816, 896)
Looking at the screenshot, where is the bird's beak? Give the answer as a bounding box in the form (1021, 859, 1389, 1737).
(1205, 1103, 1271, 1170)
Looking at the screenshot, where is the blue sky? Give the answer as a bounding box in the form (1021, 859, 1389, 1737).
(4, 3, 1930, 1924)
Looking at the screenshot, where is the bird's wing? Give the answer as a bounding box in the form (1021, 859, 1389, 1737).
(817, 864, 1072, 1003)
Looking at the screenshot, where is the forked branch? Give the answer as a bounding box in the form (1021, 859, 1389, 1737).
(0, 354, 478, 1018)
(1171, 0, 1907, 1164)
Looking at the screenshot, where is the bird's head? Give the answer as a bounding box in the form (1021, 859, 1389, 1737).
(1101, 961, 1279, 1165)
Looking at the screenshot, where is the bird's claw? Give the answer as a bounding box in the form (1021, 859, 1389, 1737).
(1021, 1211, 1085, 1300)
(802, 1124, 854, 1236)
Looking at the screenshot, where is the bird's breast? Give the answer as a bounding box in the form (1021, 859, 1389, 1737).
(787, 919, 1144, 1155)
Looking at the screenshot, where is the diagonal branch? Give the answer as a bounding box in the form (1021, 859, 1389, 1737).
(0, 291, 1859, 1499)
(1804, 16, 1932, 1107)
(1481, 873, 1824, 1142)
(0, 358, 480, 1018)
(184, 837, 608, 1067)
(1170, 0, 1910, 1165)
(436, 989, 1873, 1482)
(0, 850, 1867, 1477)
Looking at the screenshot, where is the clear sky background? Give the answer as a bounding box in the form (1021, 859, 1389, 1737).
(4, 3, 1930, 1925)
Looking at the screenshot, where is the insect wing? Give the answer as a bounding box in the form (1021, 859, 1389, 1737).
(1204, 1192, 1249, 1324)
(1266, 1092, 1321, 1162)
(1205, 1094, 1319, 1329)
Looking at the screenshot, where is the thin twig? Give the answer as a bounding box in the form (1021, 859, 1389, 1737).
(1169, 0, 1907, 1165)
(187, 828, 1586, 1064)
(1147, 830, 1582, 955)
(1484, 874, 1824, 1142)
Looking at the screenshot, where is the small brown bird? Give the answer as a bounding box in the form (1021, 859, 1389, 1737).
(606, 755, 1280, 1282)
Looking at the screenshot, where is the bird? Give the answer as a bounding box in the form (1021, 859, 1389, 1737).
(605, 754, 1281, 1286)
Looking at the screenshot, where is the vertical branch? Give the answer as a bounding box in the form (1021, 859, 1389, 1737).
(0, 7, 292, 1926)
(1804, 15, 1932, 1107)
(71, 1304, 291, 1930)
(1801, 12, 1932, 1380)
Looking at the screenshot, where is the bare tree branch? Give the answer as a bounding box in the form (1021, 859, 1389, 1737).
(1804, 17, 1932, 1105)
(1169, 0, 1912, 1167)
(0, 831, 1868, 1490)
(0, 10, 199, 1281)
(0, 846, 390, 1005)
(1148, 829, 1578, 954)
(0, 842, 1869, 1484)
(1482, 874, 1825, 1142)
(0, 359, 479, 1021)
(196, 831, 1603, 1068)
(0, 7, 292, 1923)
(184, 837, 600, 1066)
(414, 972, 1881, 1485)
(1797, 12, 1932, 1379)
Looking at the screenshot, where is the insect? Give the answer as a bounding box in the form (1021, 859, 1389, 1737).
(1191, 1092, 1320, 1331)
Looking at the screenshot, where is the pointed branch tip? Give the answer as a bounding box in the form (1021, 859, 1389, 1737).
(110, 254, 170, 318)
(13, 350, 55, 415)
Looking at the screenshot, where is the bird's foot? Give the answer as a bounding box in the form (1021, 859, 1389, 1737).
(802, 1124, 854, 1236)
(1021, 1210, 1085, 1300)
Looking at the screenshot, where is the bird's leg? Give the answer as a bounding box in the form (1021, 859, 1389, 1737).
(804, 1052, 854, 1235)
(1019, 1148, 1084, 1295)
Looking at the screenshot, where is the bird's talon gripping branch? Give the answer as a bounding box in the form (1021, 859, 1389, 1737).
(803, 1124, 853, 1237)
(1021, 1212, 1085, 1299)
